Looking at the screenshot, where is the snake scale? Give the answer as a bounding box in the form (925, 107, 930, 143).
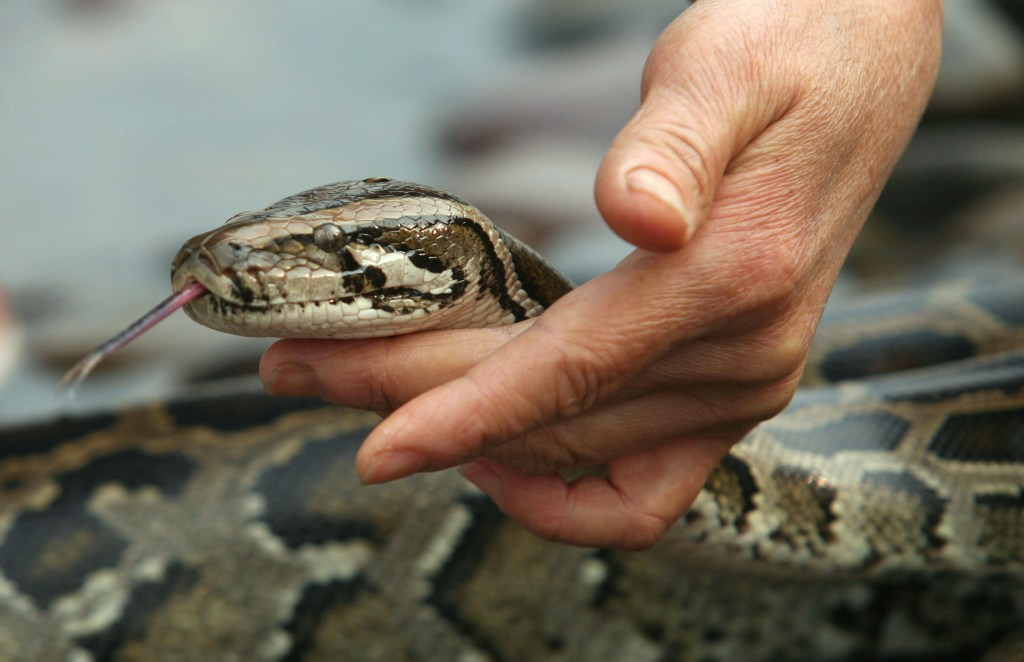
(4, 178, 1024, 660)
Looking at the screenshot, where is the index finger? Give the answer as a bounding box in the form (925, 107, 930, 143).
(260, 324, 524, 411)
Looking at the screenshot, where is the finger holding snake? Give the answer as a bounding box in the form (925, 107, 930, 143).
(262, 0, 942, 549)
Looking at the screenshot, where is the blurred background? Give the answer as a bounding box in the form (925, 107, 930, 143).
(1, 0, 1023, 423)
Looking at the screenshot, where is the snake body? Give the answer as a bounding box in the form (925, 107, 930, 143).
(6, 180, 1024, 659)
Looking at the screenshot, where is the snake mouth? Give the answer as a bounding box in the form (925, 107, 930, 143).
(180, 254, 464, 310)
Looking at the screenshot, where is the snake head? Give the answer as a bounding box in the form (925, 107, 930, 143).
(167, 179, 542, 339)
(61, 179, 569, 391)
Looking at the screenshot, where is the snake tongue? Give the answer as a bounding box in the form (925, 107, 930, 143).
(59, 281, 208, 395)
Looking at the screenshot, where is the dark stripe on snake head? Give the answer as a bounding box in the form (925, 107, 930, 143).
(408, 251, 445, 273)
(363, 266, 387, 290)
(449, 217, 528, 322)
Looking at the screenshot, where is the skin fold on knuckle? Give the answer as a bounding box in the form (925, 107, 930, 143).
(366, 361, 408, 412)
(637, 326, 804, 389)
(611, 482, 679, 550)
(550, 345, 606, 420)
(552, 478, 664, 550)
(484, 387, 697, 472)
(723, 369, 803, 427)
(318, 343, 406, 411)
(504, 489, 572, 544)
(531, 319, 634, 419)
(484, 427, 584, 475)
(757, 338, 809, 390)
(697, 242, 805, 328)
(450, 371, 557, 459)
(427, 326, 616, 465)
(716, 349, 804, 425)
(730, 312, 816, 387)
(464, 371, 606, 473)
(645, 119, 717, 210)
(759, 378, 801, 421)
(485, 470, 672, 549)
(634, 383, 793, 439)
(674, 389, 757, 435)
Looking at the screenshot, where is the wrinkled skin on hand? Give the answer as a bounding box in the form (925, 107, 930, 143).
(261, 0, 943, 549)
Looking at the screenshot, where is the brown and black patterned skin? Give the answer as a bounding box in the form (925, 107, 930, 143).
(3, 277, 1024, 660)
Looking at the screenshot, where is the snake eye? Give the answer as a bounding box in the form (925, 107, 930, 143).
(313, 223, 346, 253)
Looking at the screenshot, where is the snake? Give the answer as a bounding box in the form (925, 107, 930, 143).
(59, 178, 572, 390)
(7, 177, 1022, 659)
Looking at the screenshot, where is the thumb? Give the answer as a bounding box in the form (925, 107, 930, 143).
(594, 6, 790, 252)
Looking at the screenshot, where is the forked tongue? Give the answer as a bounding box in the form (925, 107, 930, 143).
(59, 281, 207, 395)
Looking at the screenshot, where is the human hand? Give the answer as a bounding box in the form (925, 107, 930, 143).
(260, 0, 942, 549)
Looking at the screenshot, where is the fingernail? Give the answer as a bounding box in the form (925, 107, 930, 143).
(264, 364, 322, 396)
(361, 450, 430, 484)
(625, 167, 695, 239)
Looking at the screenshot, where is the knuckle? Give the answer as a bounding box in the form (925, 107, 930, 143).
(514, 499, 570, 544)
(486, 432, 578, 475)
(365, 343, 409, 412)
(729, 333, 805, 420)
(748, 373, 802, 422)
(757, 328, 810, 385)
(699, 217, 808, 319)
(638, 121, 717, 200)
(465, 374, 538, 441)
(371, 363, 404, 412)
(336, 340, 432, 413)
(552, 348, 604, 418)
(535, 324, 619, 419)
(732, 247, 803, 314)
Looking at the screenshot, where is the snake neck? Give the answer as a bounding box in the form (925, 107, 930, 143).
(499, 228, 574, 310)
